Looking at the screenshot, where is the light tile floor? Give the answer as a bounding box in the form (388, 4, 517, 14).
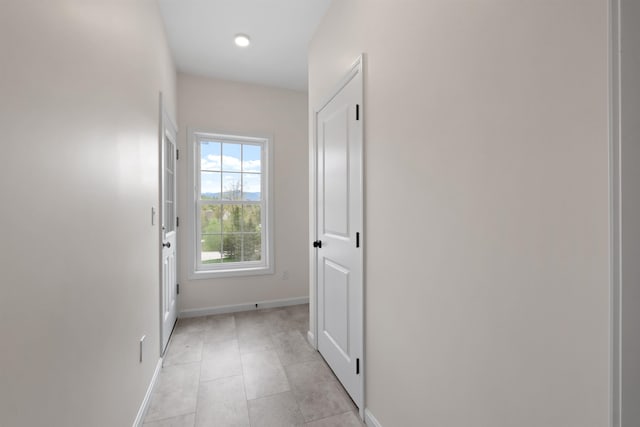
(143, 304, 364, 427)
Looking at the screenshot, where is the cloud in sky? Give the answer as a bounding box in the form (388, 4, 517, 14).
(201, 166, 261, 194)
(201, 155, 260, 173)
(200, 143, 262, 194)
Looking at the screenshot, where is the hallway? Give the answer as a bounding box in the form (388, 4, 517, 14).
(143, 304, 363, 426)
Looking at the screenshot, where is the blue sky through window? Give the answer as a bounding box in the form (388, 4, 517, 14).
(201, 141, 220, 171)
(200, 141, 262, 196)
(243, 144, 261, 172)
(222, 144, 242, 171)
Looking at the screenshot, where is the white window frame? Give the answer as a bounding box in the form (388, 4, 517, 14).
(187, 128, 274, 279)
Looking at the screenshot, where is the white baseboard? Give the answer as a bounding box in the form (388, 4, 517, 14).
(179, 296, 309, 318)
(133, 357, 163, 427)
(307, 330, 316, 348)
(364, 408, 383, 427)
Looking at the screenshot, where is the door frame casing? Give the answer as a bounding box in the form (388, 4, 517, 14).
(159, 92, 179, 356)
(309, 54, 365, 417)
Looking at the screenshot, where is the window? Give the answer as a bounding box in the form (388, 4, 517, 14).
(188, 130, 273, 278)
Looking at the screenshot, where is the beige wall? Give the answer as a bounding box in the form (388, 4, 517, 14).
(176, 74, 309, 312)
(309, 1, 610, 426)
(0, 1, 176, 426)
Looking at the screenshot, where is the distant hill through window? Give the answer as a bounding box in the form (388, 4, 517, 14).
(202, 192, 261, 201)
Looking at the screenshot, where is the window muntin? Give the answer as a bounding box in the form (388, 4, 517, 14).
(164, 138, 176, 233)
(191, 132, 271, 277)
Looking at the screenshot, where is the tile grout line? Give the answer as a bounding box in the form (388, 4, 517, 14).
(234, 313, 254, 427)
(303, 410, 361, 426)
(141, 412, 196, 426)
(192, 326, 205, 426)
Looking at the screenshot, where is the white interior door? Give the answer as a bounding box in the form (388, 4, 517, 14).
(161, 104, 178, 354)
(315, 58, 363, 408)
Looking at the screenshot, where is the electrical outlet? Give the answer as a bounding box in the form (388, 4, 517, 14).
(139, 335, 146, 363)
(282, 270, 289, 280)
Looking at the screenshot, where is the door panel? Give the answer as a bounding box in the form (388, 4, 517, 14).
(316, 61, 363, 408)
(323, 259, 350, 356)
(323, 106, 350, 237)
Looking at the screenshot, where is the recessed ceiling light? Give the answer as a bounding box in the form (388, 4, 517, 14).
(234, 34, 250, 47)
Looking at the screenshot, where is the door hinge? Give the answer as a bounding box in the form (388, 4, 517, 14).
(356, 232, 360, 248)
(176, 283, 180, 294)
(356, 358, 360, 375)
(176, 149, 180, 160)
(356, 104, 360, 120)
(176, 216, 179, 227)
(313, 240, 322, 248)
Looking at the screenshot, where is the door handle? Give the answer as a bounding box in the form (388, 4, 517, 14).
(313, 240, 322, 248)
(163, 242, 171, 248)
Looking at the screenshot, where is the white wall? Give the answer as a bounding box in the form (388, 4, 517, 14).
(620, 0, 640, 425)
(176, 74, 309, 313)
(309, 1, 610, 426)
(0, 1, 176, 426)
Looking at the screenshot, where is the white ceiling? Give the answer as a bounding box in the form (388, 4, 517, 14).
(158, 0, 332, 91)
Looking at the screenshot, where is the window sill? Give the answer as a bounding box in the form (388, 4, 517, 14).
(188, 264, 274, 280)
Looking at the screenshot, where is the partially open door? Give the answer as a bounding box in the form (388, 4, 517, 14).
(314, 56, 364, 410)
(160, 96, 178, 354)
